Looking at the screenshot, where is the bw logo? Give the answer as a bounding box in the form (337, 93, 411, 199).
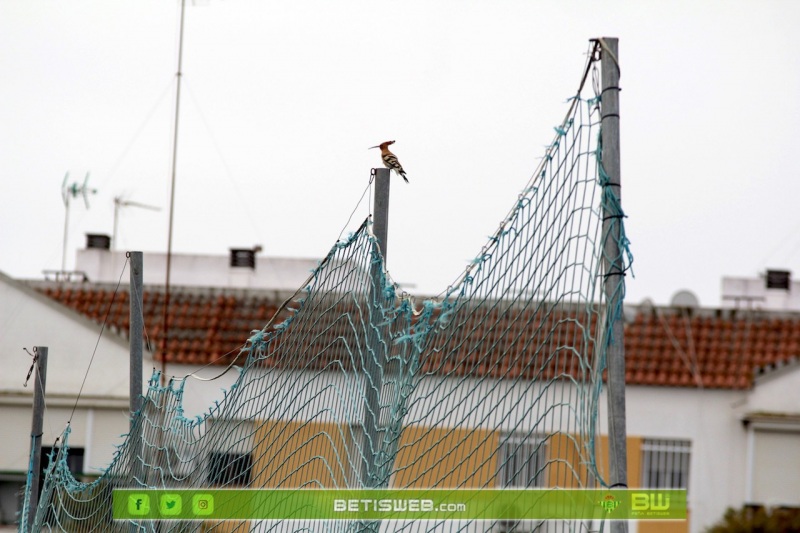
(632, 493, 670, 511)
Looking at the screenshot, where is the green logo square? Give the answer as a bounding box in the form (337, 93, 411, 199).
(128, 494, 150, 516)
(192, 494, 214, 516)
(159, 494, 182, 516)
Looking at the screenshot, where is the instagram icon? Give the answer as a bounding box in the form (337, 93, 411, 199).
(192, 494, 214, 516)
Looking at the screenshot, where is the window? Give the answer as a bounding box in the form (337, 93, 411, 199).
(41, 447, 84, 477)
(494, 434, 549, 533)
(752, 429, 800, 505)
(641, 439, 691, 491)
(38, 447, 84, 497)
(207, 452, 252, 486)
(497, 433, 547, 488)
(0, 479, 25, 525)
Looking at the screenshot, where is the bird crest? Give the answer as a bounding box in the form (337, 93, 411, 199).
(371, 140, 395, 151)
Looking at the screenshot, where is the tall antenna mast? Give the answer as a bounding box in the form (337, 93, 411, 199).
(162, 0, 187, 384)
(61, 172, 97, 272)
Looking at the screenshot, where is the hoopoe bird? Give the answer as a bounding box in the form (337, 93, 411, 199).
(370, 140, 409, 183)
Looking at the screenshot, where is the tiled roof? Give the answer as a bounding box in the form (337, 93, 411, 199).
(625, 307, 800, 389)
(36, 285, 284, 366)
(34, 283, 800, 390)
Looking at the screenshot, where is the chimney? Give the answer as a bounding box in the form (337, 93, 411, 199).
(85, 233, 111, 251)
(766, 269, 791, 290)
(230, 248, 256, 269)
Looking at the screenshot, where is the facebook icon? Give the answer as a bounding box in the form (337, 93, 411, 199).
(128, 494, 150, 515)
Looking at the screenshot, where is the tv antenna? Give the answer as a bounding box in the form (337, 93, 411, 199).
(113, 196, 161, 250)
(61, 172, 97, 271)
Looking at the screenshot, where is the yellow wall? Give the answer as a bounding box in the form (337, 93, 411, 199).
(251, 419, 351, 488)
(393, 425, 499, 487)
(592, 434, 643, 488)
(638, 512, 690, 533)
(249, 420, 499, 488)
(231, 419, 688, 533)
(542, 433, 641, 489)
(244, 420, 654, 493)
(209, 419, 353, 532)
(545, 432, 593, 488)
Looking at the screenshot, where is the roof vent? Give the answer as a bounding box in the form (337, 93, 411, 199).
(766, 269, 791, 290)
(85, 233, 111, 250)
(230, 248, 256, 269)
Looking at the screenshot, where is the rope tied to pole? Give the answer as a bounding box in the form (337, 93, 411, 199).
(22, 347, 38, 387)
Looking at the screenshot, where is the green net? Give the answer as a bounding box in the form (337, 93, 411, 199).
(23, 40, 631, 532)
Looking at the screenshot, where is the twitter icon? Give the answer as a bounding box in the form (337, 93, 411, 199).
(159, 494, 182, 516)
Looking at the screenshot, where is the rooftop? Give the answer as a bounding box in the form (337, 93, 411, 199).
(32, 282, 800, 390)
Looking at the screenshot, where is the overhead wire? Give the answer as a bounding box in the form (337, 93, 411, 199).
(65, 256, 130, 429)
(182, 78, 265, 245)
(654, 307, 704, 388)
(67, 79, 175, 252)
(336, 169, 374, 245)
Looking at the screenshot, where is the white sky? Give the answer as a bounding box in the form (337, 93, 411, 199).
(1, 1, 799, 307)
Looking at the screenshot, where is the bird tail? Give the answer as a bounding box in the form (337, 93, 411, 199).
(400, 170, 409, 184)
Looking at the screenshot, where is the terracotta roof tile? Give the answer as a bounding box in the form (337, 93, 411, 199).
(624, 307, 800, 389)
(33, 282, 800, 390)
(35, 284, 284, 369)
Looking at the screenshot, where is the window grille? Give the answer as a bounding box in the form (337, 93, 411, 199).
(497, 433, 547, 488)
(641, 438, 691, 491)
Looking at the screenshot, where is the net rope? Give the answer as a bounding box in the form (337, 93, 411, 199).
(23, 40, 632, 532)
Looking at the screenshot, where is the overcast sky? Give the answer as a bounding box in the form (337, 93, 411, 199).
(1, 1, 799, 308)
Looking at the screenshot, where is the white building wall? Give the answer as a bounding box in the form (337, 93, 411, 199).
(613, 386, 749, 533)
(0, 271, 154, 475)
(75, 248, 318, 291)
(0, 271, 152, 398)
(721, 275, 800, 310)
(747, 364, 800, 413)
(740, 366, 800, 508)
(173, 366, 592, 435)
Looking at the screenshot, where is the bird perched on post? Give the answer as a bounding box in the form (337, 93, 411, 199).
(370, 140, 409, 183)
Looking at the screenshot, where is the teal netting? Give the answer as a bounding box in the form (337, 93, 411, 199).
(22, 40, 632, 532)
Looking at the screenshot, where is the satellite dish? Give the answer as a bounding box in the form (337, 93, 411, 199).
(671, 290, 700, 309)
(639, 297, 655, 309)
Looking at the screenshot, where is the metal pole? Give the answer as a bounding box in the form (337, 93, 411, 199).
(128, 252, 144, 518)
(600, 37, 628, 533)
(27, 346, 48, 532)
(130, 252, 144, 418)
(361, 168, 390, 489)
(162, 0, 187, 385)
(372, 168, 390, 259)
